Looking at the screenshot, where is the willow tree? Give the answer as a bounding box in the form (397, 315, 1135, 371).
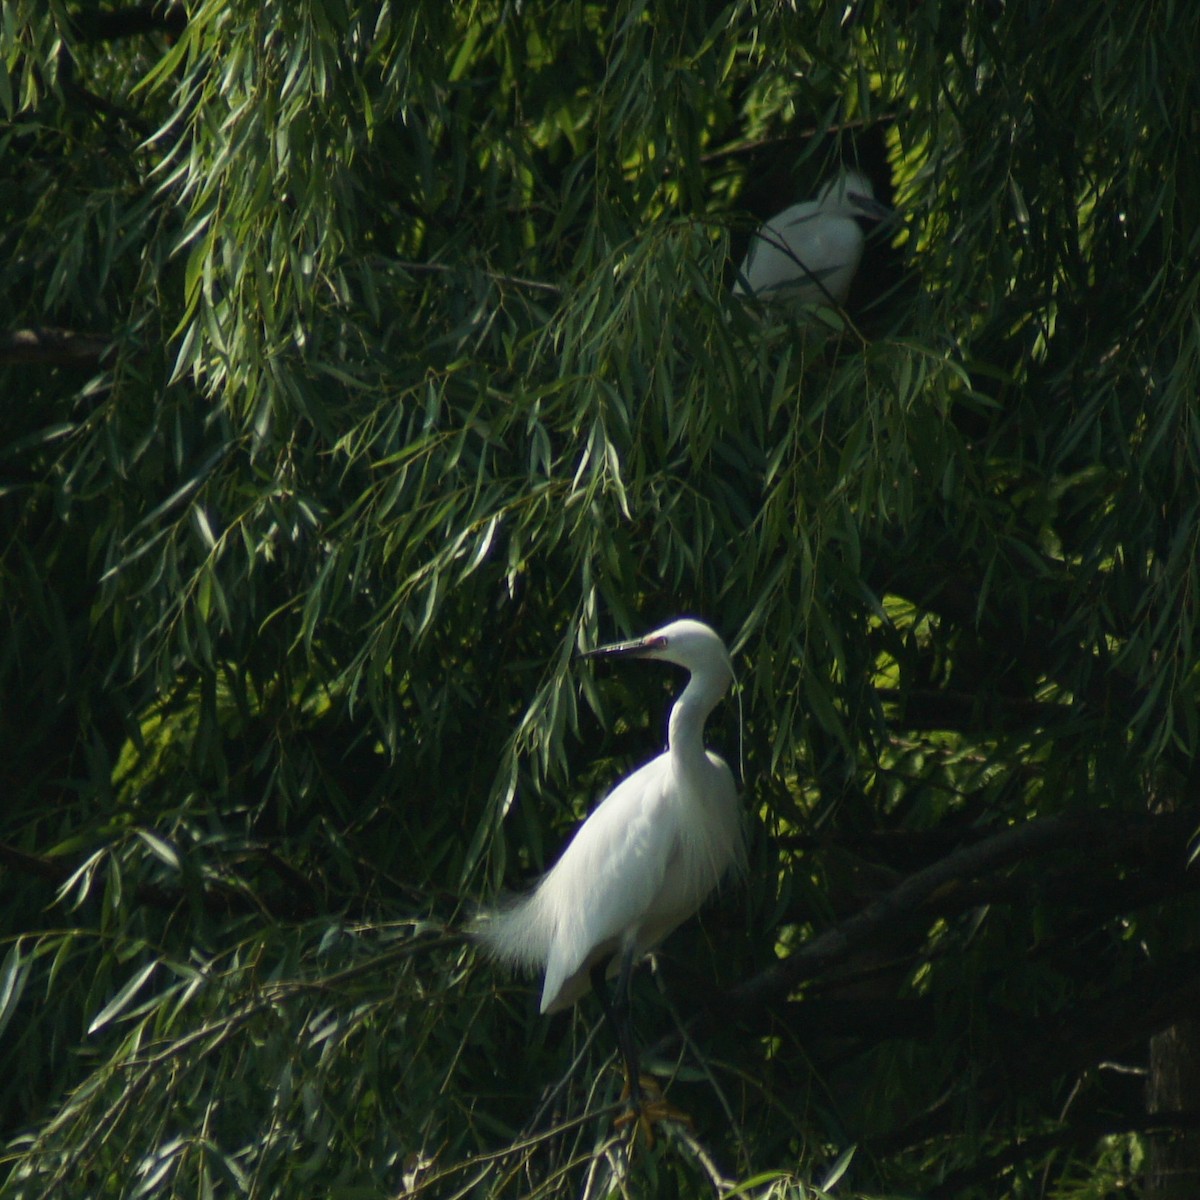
(2, 1, 1198, 1197)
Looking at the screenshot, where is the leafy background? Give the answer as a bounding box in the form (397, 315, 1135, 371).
(2, 1, 1199, 1197)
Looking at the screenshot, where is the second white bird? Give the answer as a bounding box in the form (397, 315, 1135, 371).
(733, 169, 889, 306)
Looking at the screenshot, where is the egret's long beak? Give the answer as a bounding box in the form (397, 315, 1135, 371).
(849, 192, 893, 222)
(580, 634, 666, 661)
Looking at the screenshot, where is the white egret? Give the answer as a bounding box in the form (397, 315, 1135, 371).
(732, 169, 890, 306)
(477, 618, 744, 1126)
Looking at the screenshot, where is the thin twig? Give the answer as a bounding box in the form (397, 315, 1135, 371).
(394, 260, 563, 296)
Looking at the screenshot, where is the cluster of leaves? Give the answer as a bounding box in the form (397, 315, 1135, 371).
(2, 0, 1199, 1197)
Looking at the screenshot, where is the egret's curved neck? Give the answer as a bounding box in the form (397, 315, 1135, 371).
(667, 668, 730, 764)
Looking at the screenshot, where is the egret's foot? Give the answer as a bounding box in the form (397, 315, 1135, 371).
(613, 1073, 694, 1148)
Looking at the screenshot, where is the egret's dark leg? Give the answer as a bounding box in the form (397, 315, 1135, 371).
(589, 943, 640, 1091)
(585, 955, 691, 1142)
(589, 947, 691, 1145)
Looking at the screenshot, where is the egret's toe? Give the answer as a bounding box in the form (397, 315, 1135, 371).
(614, 1073, 694, 1148)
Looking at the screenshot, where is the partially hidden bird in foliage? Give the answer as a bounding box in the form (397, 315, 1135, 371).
(476, 618, 745, 1136)
(732, 169, 890, 306)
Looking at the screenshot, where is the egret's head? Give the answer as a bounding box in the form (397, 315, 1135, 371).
(581, 618, 734, 687)
(817, 170, 891, 222)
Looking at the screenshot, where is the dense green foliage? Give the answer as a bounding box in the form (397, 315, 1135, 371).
(2, 1, 1199, 1196)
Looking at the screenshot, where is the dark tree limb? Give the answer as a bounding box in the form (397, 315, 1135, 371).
(729, 813, 1082, 1011)
(928, 1110, 1200, 1200)
(1, 328, 112, 368)
(777, 809, 1200, 921)
(866, 948, 1200, 1158)
(868, 548, 1145, 732)
(652, 810, 1197, 1073)
(0, 837, 319, 920)
(63, 79, 152, 137)
(875, 685, 1068, 732)
(69, 4, 187, 44)
(0, 839, 70, 884)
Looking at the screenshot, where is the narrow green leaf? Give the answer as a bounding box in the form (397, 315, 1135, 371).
(820, 1144, 856, 1190)
(0, 941, 31, 1042)
(137, 830, 181, 871)
(88, 961, 158, 1036)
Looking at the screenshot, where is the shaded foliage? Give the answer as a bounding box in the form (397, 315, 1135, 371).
(2, 0, 1199, 1197)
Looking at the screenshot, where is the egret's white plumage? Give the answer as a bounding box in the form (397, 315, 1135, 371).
(733, 169, 888, 306)
(477, 618, 745, 1014)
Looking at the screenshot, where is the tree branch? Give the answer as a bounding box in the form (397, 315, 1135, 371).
(875, 685, 1068, 732)
(868, 951, 1200, 1160)
(69, 4, 187, 44)
(928, 1110, 1200, 1199)
(869, 549, 1146, 731)
(0, 839, 70, 884)
(1, 327, 112, 368)
(729, 813, 1082, 1012)
(0, 837, 319, 920)
(651, 809, 1196, 1080)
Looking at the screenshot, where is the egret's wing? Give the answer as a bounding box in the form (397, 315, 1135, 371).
(538, 758, 680, 1012)
(792, 217, 865, 300)
(736, 210, 811, 295)
(737, 210, 863, 303)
